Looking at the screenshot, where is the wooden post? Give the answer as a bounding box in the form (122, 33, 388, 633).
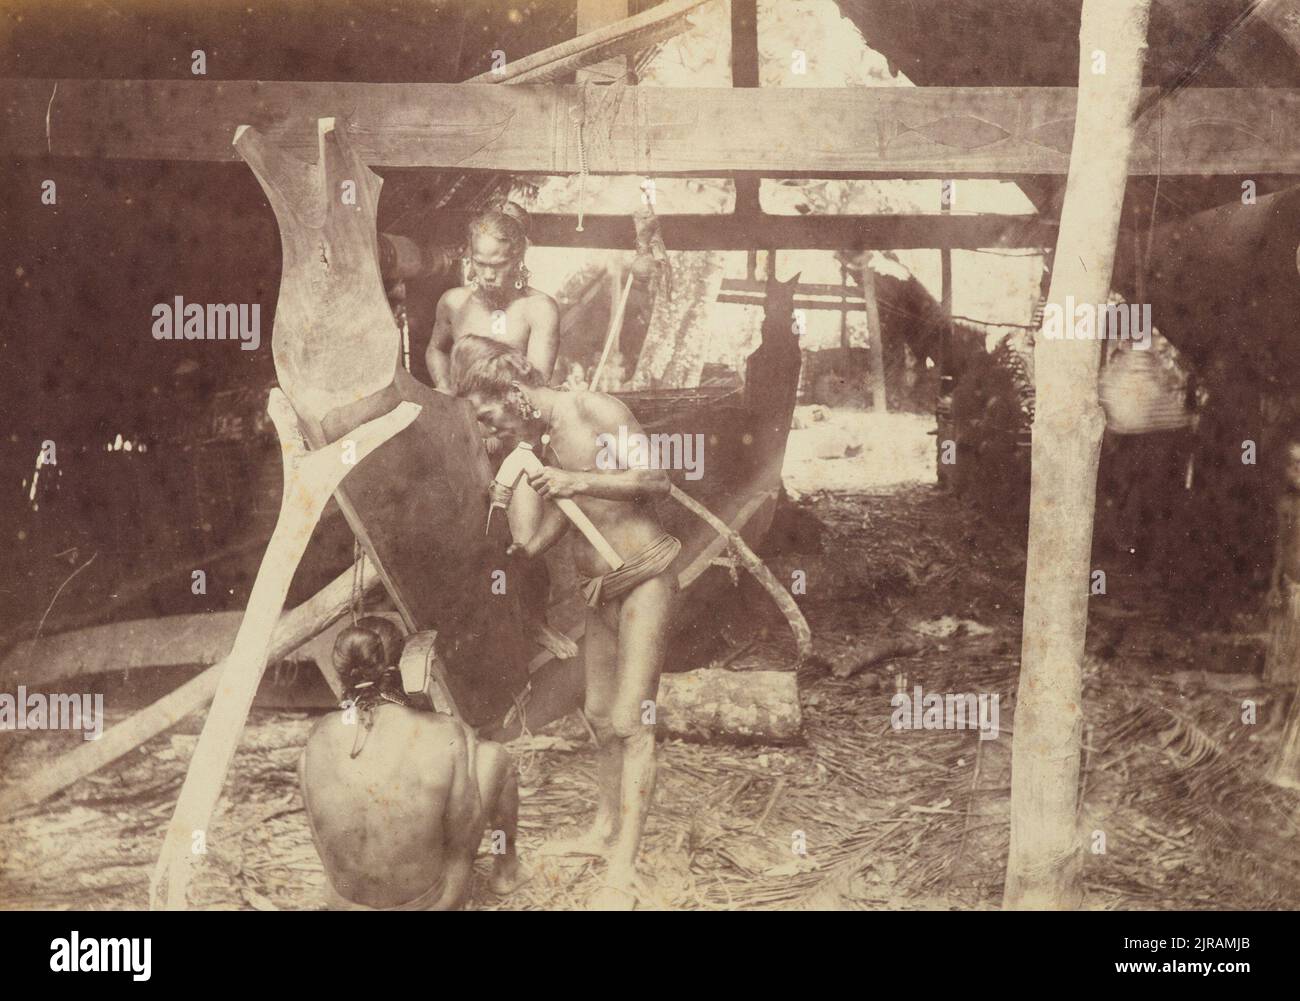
(1003, 0, 1152, 910)
(839, 263, 852, 382)
(731, 0, 762, 216)
(937, 185, 955, 487)
(939, 184, 954, 379)
(862, 263, 887, 414)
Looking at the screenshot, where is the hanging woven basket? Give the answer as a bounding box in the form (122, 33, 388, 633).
(1099, 347, 1193, 435)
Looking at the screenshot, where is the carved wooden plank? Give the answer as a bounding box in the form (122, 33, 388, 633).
(8, 80, 1300, 175)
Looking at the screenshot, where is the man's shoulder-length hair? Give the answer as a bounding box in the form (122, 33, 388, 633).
(451, 335, 545, 397)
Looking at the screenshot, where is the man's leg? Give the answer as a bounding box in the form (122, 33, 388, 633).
(474, 741, 529, 895)
(603, 574, 675, 895)
(540, 602, 622, 855)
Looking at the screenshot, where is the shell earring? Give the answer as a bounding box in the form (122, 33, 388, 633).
(510, 383, 542, 421)
(515, 265, 530, 291)
(462, 258, 478, 288)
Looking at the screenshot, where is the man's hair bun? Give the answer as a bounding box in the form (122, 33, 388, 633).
(467, 202, 530, 256)
(500, 201, 531, 237)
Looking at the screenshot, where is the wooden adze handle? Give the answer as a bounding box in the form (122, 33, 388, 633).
(149, 389, 419, 911)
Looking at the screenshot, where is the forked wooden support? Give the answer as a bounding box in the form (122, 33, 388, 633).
(149, 389, 419, 911)
(231, 115, 531, 728)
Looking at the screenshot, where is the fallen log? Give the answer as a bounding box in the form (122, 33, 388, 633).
(0, 556, 379, 820)
(655, 669, 801, 743)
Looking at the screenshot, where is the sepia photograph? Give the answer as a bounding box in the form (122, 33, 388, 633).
(0, 0, 1295, 957)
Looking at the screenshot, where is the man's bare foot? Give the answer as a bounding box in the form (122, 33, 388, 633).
(488, 860, 531, 896)
(587, 868, 650, 911)
(532, 621, 579, 659)
(537, 824, 618, 858)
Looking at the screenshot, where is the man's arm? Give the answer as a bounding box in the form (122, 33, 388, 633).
(425, 291, 456, 392)
(525, 295, 560, 383)
(532, 465, 670, 502)
(509, 498, 570, 558)
(528, 392, 671, 502)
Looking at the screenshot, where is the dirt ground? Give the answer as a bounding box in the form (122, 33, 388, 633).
(2, 410, 1298, 910)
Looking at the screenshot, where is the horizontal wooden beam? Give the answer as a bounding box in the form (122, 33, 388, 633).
(723, 279, 865, 297)
(7, 80, 1300, 175)
(432, 212, 1054, 249)
(717, 294, 865, 312)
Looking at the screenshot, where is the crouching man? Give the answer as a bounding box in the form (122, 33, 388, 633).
(299, 616, 528, 910)
(452, 336, 680, 910)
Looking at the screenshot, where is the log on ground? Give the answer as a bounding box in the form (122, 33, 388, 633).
(656, 669, 801, 743)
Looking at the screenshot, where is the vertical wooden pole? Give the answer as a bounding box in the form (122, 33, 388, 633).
(862, 263, 887, 414)
(731, 0, 762, 217)
(1003, 0, 1152, 910)
(941, 187, 951, 374)
(938, 185, 955, 486)
(839, 263, 851, 377)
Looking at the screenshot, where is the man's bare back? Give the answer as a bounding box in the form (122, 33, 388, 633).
(299, 707, 523, 910)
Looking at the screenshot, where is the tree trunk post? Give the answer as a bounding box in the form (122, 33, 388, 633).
(862, 263, 887, 414)
(1003, 0, 1152, 910)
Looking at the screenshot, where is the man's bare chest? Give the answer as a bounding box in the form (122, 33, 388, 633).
(546, 421, 602, 473)
(451, 302, 531, 350)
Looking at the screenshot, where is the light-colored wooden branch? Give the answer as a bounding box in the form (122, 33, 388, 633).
(1003, 0, 1152, 911)
(148, 391, 419, 910)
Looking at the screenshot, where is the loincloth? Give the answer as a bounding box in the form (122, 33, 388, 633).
(323, 875, 444, 912)
(577, 534, 681, 608)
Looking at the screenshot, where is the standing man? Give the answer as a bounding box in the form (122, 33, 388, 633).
(426, 203, 559, 392)
(452, 336, 681, 910)
(427, 203, 574, 659)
